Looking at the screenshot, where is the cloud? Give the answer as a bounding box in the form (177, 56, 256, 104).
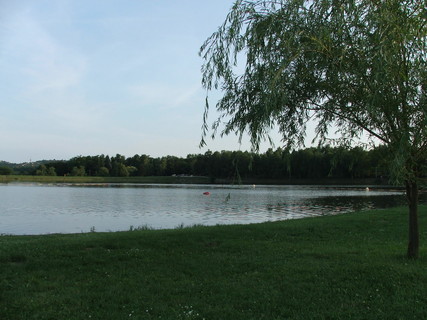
(127, 83, 202, 111)
(1, 9, 103, 131)
(0, 0, 258, 163)
(15, 15, 86, 93)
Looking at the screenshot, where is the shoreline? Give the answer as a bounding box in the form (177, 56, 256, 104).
(0, 174, 402, 185)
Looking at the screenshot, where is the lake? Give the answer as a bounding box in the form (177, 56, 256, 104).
(0, 183, 424, 235)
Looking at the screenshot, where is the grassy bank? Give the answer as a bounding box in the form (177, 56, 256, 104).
(0, 175, 210, 184)
(1, 207, 427, 319)
(1, 174, 393, 186)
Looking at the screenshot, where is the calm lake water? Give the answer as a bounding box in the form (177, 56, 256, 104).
(0, 183, 424, 235)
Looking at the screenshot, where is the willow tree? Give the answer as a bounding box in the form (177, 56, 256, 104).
(200, 0, 427, 258)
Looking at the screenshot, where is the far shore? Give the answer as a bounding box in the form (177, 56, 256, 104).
(0, 174, 401, 186)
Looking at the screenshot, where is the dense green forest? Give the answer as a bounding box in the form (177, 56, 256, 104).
(1, 145, 415, 183)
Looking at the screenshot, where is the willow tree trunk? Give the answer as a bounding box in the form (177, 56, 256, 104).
(406, 180, 419, 259)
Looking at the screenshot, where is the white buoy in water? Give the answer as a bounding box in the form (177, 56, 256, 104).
(365, 187, 370, 191)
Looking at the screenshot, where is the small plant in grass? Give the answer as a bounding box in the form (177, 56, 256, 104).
(128, 224, 152, 231)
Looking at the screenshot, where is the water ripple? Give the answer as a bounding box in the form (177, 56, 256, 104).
(0, 184, 424, 235)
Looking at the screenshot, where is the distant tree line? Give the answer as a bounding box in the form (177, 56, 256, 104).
(5, 145, 421, 182)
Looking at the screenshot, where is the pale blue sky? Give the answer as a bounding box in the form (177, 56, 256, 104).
(0, 0, 298, 163)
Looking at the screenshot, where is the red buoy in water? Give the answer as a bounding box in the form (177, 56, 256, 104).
(203, 192, 210, 195)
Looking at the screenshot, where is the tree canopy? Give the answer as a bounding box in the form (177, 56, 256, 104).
(25, 146, 397, 182)
(200, 0, 427, 258)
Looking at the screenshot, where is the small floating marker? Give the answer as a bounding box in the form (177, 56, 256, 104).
(203, 192, 210, 195)
(252, 184, 256, 189)
(365, 187, 370, 191)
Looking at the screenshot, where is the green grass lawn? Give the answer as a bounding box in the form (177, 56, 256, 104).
(1, 175, 210, 184)
(1, 206, 427, 319)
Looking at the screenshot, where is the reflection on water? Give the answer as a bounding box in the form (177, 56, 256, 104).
(0, 183, 425, 235)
